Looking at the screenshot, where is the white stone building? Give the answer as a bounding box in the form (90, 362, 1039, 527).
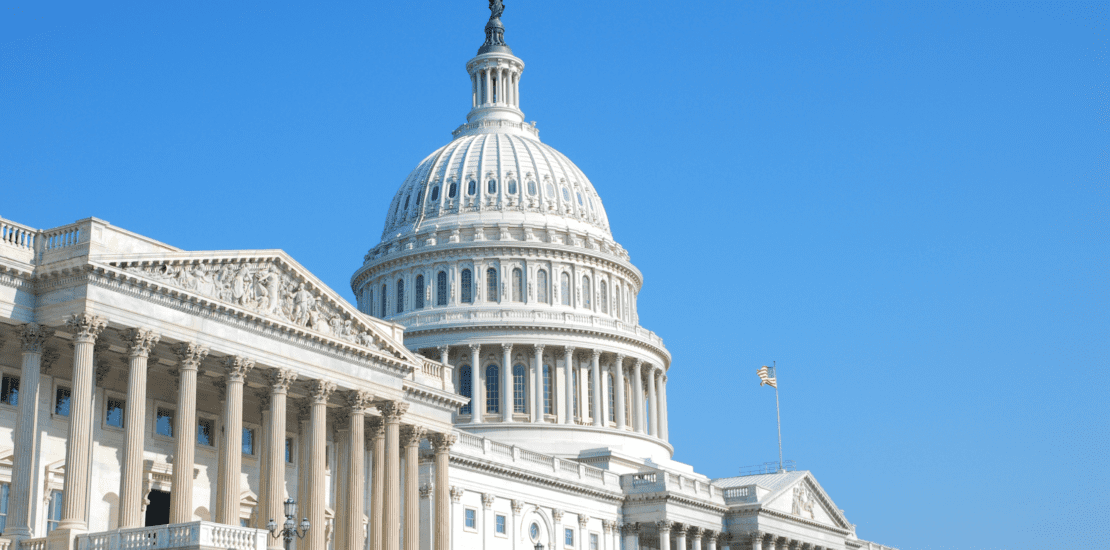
(0, 5, 895, 550)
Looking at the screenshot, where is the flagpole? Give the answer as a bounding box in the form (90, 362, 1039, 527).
(774, 361, 783, 472)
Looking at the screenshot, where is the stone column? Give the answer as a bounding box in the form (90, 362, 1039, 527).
(307, 380, 336, 550)
(749, 532, 765, 550)
(429, 434, 456, 550)
(658, 373, 669, 441)
(402, 426, 425, 550)
(622, 523, 639, 550)
(645, 365, 658, 437)
(346, 392, 373, 550)
(578, 515, 590, 550)
(532, 344, 545, 423)
(484, 68, 491, 104)
(706, 533, 718, 550)
(449, 488, 463, 549)
(217, 356, 254, 525)
(631, 359, 645, 434)
(379, 402, 409, 550)
(333, 412, 351, 550)
(612, 355, 626, 431)
(6, 324, 55, 538)
(691, 529, 703, 550)
(167, 341, 208, 524)
(116, 329, 160, 529)
(674, 525, 686, 550)
(265, 369, 295, 550)
(468, 344, 482, 423)
(562, 346, 575, 424)
(369, 419, 386, 550)
(501, 344, 513, 422)
(657, 522, 672, 550)
(590, 350, 603, 427)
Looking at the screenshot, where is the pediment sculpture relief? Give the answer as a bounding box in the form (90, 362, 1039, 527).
(792, 485, 816, 520)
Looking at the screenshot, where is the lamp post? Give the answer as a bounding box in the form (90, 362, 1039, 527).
(535, 542, 545, 550)
(268, 498, 310, 546)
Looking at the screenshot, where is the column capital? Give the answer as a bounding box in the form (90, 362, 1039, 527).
(602, 520, 614, 533)
(577, 514, 590, 528)
(633, 358, 643, 368)
(689, 527, 703, 540)
(562, 345, 575, 356)
(591, 349, 602, 360)
(552, 509, 563, 522)
(800, 543, 812, 550)
(614, 354, 625, 365)
(501, 343, 513, 353)
(20, 323, 56, 353)
(377, 400, 409, 423)
(346, 390, 375, 413)
(511, 499, 524, 515)
(121, 328, 159, 358)
(749, 531, 766, 544)
(269, 368, 297, 392)
(621, 522, 639, 535)
(224, 356, 255, 382)
(534, 343, 545, 355)
(368, 417, 386, 439)
(481, 493, 494, 509)
(450, 486, 463, 502)
(787, 541, 799, 550)
(468, 343, 481, 353)
(67, 313, 107, 343)
(41, 347, 61, 374)
(419, 484, 433, 499)
(332, 410, 351, 430)
(308, 379, 337, 403)
(211, 379, 227, 401)
(428, 432, 457, 452)
(656, 520, 672, 533)
(437, 345, 450, 358)
(174, 342, 209, 370)
(400, 425, 426, 448)
(295, 398, 312, 422)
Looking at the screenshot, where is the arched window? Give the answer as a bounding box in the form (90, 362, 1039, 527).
(468, 179, 477, 196)
(560, 273, 571, 306)
(582, 276, 591, 309)
(562, 187, 570, 202)
(587, 368, 595, 420)
(577, 191, 583, 205)
(487, 179, 497, 194)
(415, 275, 425, 310)
(459, 365, 473, 415)
(543, 364, 554, 415)
(485, 365, 500, 414)
(614, 283, 622, 320)
(588, 196, 594, 210)
(416, 191, 423, 207)
(486, 267, 498, 302)
(437, 271, 448, 306)
(403, 195, 410, 210)
(512, 268, 523, 302)
(508, 179, 517, 194)
(513, 365, 526, 413)
(431, 185, 440, 201)
(537, 270, 549, 303)
(527, 180, 536, 196)
(367, 289, 374, 316)
(448, 182, 458, 199)
(607, 373, 616, 422)
(396, 278, 405, 314)
(572, 368, 580, 420)
(461, 269, 473, 303)
(380, 284, 387, 318)
(624, 378, 632, 426)
(625, 287, 631, 320)
(600, 282, 608, 314)
(644, 390, 651, 433)
(545, 182, 555, 197)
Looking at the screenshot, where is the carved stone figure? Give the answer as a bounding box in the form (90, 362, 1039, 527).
(290, 283, 315, 325)
(489, 0, 504, 20)
(792, 486, 815, 519)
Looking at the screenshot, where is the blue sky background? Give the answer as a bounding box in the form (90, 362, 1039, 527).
(2, 1, 1106, 548)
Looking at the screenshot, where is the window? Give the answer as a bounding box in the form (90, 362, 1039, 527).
(614, 283, 622, 320)
(403, 195, 410, 210)
(495, 514, 506, 534)
(512, 365, 526, 413)
(573, 368, 580, 419)
(582, 276, 591, 309)
(106, 398, 125, 428)
(608, 374, 616, 422)
(380, 284, 387, 317)
(587, 368, 595, 420)
(240, 519, 251, 528)
(437, 271, 448, 306)
(396, 278, 405, 314)
(565, 528, 574, 547)
(0, 482, 9, 534)
(562, 187, 570, 202)
(527, 180, 537, 196)
(485, 365, 500, 414)
(560, 273, 571, 306)
(624, 379, 632, 426)
(243, 428, 255, 455)
(0, 375, 18, 406)
(487, 179, 497, 194)
(286, 438, 294, 464)
(461, 269, 473, 303)
(600, 283, 608, 314)
(459, 366, 473, 415)
(367, 289, 374, 316)
(448, 182, 458, 199)
(537, 270, 549, 303)
(414, 275, 425, 310)
(543, 364, 554, 415)
(198, 418, 214, 447)
(507, 180, 517, 194)
(530, 523, 540, 541)
(156, 407, 174, 437)
(431, 185, 440, 201)
(47, 491, 63, 533)
(467, 179, 477, 196)
(590, 534, 599, 550)
(512, 268, 523, 302)
(55, 386, 71, 417)
(486, 268, 498, 302)
(577, 191, 584, 205)
(545, 182, 555, 197)
(464, 508, 477, 530)
(416, 190, 423, 207)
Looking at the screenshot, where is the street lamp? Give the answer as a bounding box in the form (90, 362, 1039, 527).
(268, 499, 310, 544)
(534, 542, 544, 550)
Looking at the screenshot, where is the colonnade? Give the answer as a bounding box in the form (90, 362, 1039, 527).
(439, 344, 669, 441)
(471, 65, 520, 109)
(4, 314, 457, 550)
(622, 523, 725, 550)
(748, 532, 832, 550)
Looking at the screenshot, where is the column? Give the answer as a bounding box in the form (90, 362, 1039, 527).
(483, 68, 491, 105)
(691, 529, 703, 550)
(622, 524, 639, 550)
(578, 516, 590, 550)
(658, 373, 669, 441)
(656, 522, 672, 550)
(167, 341, 208, 524)
(402, 426, 425, 550)
(645, 365, 658, 437)
(612, 355, 626, 431)
(562, 347, 575, 424)
(514, 72, 520, 108)
(369, 419, 386, 550)
(265, 370, 296, 550)
(6, 324, 55, 538)
(429, 434, 456, 550)
(532, 345, 545, 423)
(501, 344, 513, 422)
(590, 351, 603, 427)
(334, 412, 350, 550)
(749, 532, 765, 550)
(118, 329, 159, 528)
(378, 402, 409, 550)
(217, 356, 254, 524)
(631, 359, 645, 434)
(469, 344, 482, 423)
(609, 521, 619, 550)
(706, 533, 718, 550)
(307, 381, 337, 550)
(346, 392, 373, 550)
(471, 73, 477, 108)
(674, 525, 686, 550)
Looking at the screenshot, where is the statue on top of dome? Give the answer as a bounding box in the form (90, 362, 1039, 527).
(489, 0, 504, 20)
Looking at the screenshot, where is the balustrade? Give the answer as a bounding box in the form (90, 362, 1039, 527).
(75, 522, 266, 550)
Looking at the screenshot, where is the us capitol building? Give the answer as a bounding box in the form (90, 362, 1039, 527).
(0, 5, 895, 550)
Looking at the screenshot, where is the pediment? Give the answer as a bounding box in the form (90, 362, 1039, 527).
(100, 251, 413, 363)
(763, 473, 852, 530)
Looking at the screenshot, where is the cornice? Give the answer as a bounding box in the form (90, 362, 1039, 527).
(402, 380, 469, 410)
(728, 508, 851, 536)
(450, 453, 624, 504)
(623, 491, 727, 515)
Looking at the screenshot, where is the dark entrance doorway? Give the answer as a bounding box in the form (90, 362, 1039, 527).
(144, 490, 171, 527)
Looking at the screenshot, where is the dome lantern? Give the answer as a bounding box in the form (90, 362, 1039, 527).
(465, 1, 525, 126)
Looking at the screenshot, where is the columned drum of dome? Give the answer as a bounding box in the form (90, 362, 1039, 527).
(351, 4, 672, 460)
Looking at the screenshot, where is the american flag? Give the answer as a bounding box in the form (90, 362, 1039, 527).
(757, 365, 777, 388)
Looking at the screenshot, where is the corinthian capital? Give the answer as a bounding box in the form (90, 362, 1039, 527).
(308, 380, 337, 403)
(346, 390, 374, 413)
(377, 400, 409, 423)
(67, 313, 107, 343)
(20, 323, 55, 354)
(174, 342, 209, 370)
(224, 356, 255, 382)
(656, 521, 672, 533)
(400, 425, 426, 447)
(591, 349, 602, 361)
(122, 328, 160, 358)
(269, 368, 297, 392)
(368, 418, 385, 439)
(428, 432, 457, 453)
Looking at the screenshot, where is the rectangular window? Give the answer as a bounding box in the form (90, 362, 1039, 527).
(286, 438, 294, 464)
(106, 398, 125, 428)
(0, 482, 9, 534)
(156, 408, 174, 437)
(495, 514, 506, 534)
(590, 534, 598, 550)
(240, 519, 251, 528)
(55, 387, 71, 416)
(0, 375, 18, 406)
(242, 428, 255, 455)
(197, 418, 214, 446)
(47, 491, 63, 533)
(565, 528, 574, 547)
(464, 509, 476, 529)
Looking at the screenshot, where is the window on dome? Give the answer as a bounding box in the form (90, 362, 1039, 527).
(486, 267, 499, 302)
(582, 276, 591, 309)
(459, 366, 472, 415)
(437, 271, 448, 306)
(560, 273, 570, 306)
(485, 365, 500, 414)
(545, 182, 555, 197)
(415, 275, 425, 310)
(448, 182, 458, 199)
(543, 364, 554, 415)
(587, 368, 595, 420)
(431, 185, 440, 201)
(403, 195, 410, 210)
(396, 278, 404, 314)
(537, 269, 549, 303)
(461, 269, 473, 303)
(572, 368, 580, 420)
(513, 365, 526, 413)
(487, 179, 497, 194)
(588, 196, 594, 210)
(600, 282, 608, 314)
(367, 289, 374, 316)
(608, 373, 616, 422)
(380, 284, 388, 317)
(512, 268, 523, 302)
(416, 191, 423, 207)
(527, 180, 537, 196)
(508, 179, 518, 194)
(577, 192, 584, 205)
(468, 180, 477, 196)
(562, 187, 570, 202)
(614, 282, 622, 320)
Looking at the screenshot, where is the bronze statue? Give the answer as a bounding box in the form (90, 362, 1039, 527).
(489, 0, 504, 19)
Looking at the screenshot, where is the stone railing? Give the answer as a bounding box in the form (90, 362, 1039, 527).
(413, 356, 454, 392)
(451, 432, 621, 491)
(395, 308, 665, 350)
(17, 539, 46, 550)
(75, 522, 266, 550)
(0, 216, 179, 268)
(621, 470, 724, 503)
(722, 485, 756, 504)
(0, 538, 12, 550)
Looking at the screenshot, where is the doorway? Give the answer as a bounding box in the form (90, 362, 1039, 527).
(144, 490, 171, 527)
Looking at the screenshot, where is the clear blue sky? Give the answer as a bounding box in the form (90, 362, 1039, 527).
(2, 1, 1106, 548)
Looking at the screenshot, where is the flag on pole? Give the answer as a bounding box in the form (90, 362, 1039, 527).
(757, 365, 777, 388)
